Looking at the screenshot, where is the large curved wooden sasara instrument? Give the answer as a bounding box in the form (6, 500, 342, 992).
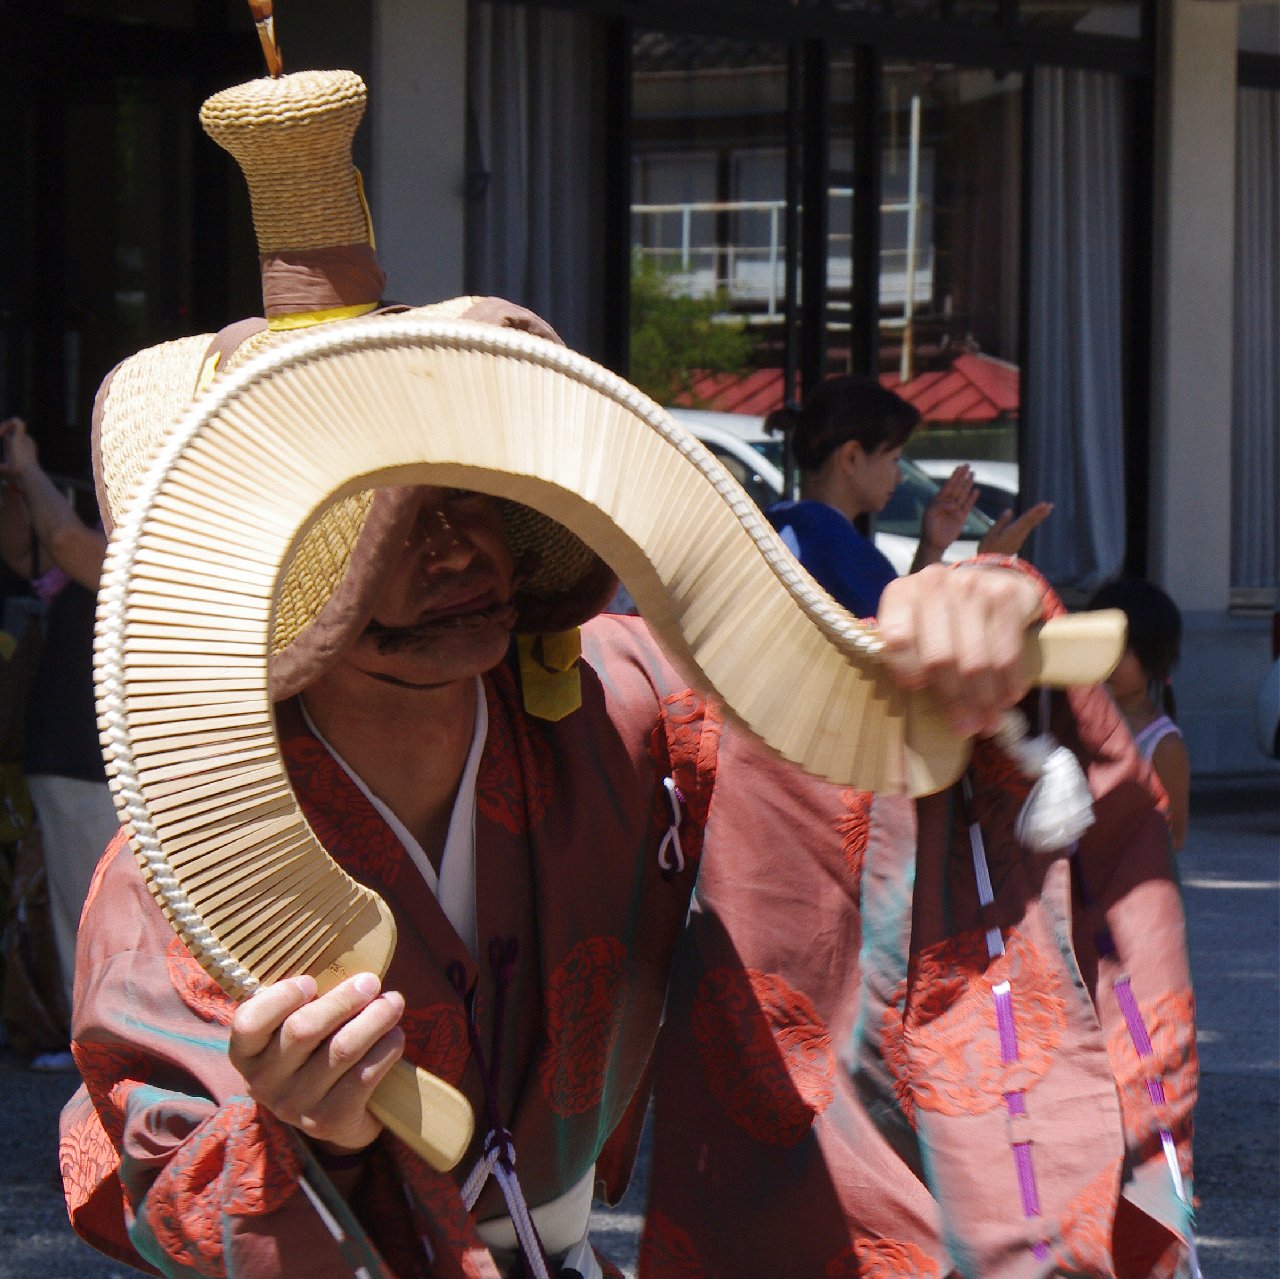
(95, 317, 1124, 1175)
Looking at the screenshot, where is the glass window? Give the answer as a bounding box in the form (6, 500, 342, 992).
(10, 61, 253, 470)
(632, 150, 719, 284)
(629, 33, 788, 414)
(1, 14, 259, 478)
(63, 74, 198, 432)
(877, 64, 1024, 478)
(826, 0, 1141, 32)
(878, 459, 989, 539)
(828, 0, 998, 18)
(1019, 2, 1141, 37)
(826, 64, 857, 359)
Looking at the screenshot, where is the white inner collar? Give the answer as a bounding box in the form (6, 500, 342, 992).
(298, 677, 487, 957)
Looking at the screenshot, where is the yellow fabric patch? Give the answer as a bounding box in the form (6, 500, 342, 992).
(266, 302, 379, 332)
(517, 630, 583, 721)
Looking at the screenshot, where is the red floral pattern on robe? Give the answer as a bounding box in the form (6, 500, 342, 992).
(903, 927, 1067, 1116)
(166, 937, 236, 1025)
(146, 1100, 302, 1275)
(693, 967, 835, 1145)
(1053, 1158, 1123, 1278)
(967, 735, 1034, 829)
(838, 789, 873, 885)
(284, 736, 407, 887)
(539, 935, 629, 1116)
(647, 691, 720, 868)
(880, 977, 916, 1128)
(824, 1237, 942, 1278)
(1107, 987, 1198, 1153)
(400, 1002, 472, 1086)
(477, 665, 554, 835)
(389, 1143, 501, 1279)
(637, 1210, 706, 1279)
(72, 1040, 152, 1149)
(60, 1105, 121, 1217)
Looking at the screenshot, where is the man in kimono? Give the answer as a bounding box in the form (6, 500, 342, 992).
(61, 472, 1059, 1279)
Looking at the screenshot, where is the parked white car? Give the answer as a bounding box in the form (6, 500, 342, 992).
(914, 458, 1020, 523)
(667, 408, 990, 574)
(666, 408, 786, 513)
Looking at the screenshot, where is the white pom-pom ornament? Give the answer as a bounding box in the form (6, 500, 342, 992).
(994, 710, 1095, 853)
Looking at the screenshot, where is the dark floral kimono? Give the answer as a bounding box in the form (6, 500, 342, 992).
(61, 615, 719, 1278)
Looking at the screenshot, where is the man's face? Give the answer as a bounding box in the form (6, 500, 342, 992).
(341, 486, 518, 689)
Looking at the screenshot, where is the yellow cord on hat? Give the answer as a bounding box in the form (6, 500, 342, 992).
(517, 630, 583, 721)
(267, 301, 379, 332)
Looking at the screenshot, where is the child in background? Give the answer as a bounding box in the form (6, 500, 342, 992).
(1088, 577, 1190, 851)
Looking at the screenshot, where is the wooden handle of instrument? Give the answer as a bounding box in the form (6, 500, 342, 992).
(368, 1059, 475, 1172)
(903, 608, 1127, 797)
(1019, 608, 1127, 687)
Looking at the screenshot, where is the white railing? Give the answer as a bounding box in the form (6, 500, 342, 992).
(631, 187, 933, 319)
(633, 90, 932, 380)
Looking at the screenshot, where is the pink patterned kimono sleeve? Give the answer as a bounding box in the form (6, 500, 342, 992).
(60, 832, 398, 1278)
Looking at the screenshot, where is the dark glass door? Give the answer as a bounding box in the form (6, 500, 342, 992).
(0, 7, 258, 479)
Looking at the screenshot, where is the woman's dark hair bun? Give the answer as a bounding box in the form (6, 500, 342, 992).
(764, 404, 802, 437)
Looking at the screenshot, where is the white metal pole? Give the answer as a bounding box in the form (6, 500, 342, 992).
(900, 93, 922, 384)
(769, 203, 780, 317)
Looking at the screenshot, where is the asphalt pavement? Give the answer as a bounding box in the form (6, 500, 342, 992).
(1172, 777, 1280, 1277)
(2, 777, 1275, 1278)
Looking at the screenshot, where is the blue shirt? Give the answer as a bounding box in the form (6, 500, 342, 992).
(765, 499, 898, 619)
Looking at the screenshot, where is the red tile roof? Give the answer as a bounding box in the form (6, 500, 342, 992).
(674, 352, 1019, 424)
(674, 367, 791, 417)
(880, 353, 1019, 422)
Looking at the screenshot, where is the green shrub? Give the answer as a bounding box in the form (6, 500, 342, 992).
(628, 253, 754, 406)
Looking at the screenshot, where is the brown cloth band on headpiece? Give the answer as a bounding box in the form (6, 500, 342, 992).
(259, 243, 387, 317)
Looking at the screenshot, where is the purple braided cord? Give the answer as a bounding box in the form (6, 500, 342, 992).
(992, 976, 1049, 1258)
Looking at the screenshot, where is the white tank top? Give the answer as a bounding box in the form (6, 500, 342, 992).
(1133, 713, 1181, 763)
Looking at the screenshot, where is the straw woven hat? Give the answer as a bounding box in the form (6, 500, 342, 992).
(91, 69, 615, 701)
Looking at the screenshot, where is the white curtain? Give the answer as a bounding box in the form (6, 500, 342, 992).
(1232, 86, 1280, 592)
(466, 2, 606, 356)
(1025, 68, 1128, 592)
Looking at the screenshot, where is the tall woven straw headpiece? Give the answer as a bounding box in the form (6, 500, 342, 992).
(92, 69, 614, 700)
(201, 68, 372, 253)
